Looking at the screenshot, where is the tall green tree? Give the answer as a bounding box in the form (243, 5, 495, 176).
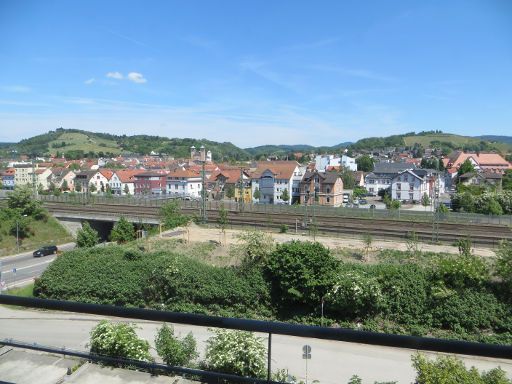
(160, 200, 190, 229)
(355, 155, 374, 172)
(253, 187, 261, 201)
(7, 185, 44, 219)
(340, 169, 355, 189)
(457, 159, 475, 177)
(110, 217, 135, 243)
(281, 188, 289, 203)
(76, 221, 100, 248)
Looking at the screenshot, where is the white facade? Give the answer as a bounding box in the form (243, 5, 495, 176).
(166, 173, 203, 198)
(90, 171, 111, 192)
(315, 155, 341, 172)
(251, 165, 300, 205)
(341, 155, 357, 171)
(391, 170, 445, 202)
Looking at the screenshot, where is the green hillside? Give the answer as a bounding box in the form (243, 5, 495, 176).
(11, 128, 251, 160)
(349, 131, 512, 154)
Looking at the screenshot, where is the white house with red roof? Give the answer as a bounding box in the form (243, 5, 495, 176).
(166, 168, 203, 198)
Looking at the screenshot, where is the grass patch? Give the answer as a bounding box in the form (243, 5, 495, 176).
(5, 282, 34, 298)
(0, 216, 74, 257)
(48, 132, 121, 155)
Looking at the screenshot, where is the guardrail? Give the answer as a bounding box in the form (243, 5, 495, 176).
(0, 295, 510, 384)
(39, 194, 512, 226)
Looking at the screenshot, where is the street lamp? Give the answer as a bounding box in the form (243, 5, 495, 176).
(16, 214, 28, 254)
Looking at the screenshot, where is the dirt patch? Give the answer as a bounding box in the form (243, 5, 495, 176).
(157, 222, 496, 258)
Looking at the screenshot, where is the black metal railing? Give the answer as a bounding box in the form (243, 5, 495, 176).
(0, 294, 511, 382)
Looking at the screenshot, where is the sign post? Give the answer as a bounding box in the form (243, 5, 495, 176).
(302, 345, 311, 384)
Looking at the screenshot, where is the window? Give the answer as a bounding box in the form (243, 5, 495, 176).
(397, 183, 401, 190)
(409, 193, 414, 200)
(326, 187, 331, 193)
(397, 192, 401, 199)
(327, 197, 330, 203)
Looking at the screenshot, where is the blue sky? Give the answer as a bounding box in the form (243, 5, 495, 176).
(0, 0, 511, 147)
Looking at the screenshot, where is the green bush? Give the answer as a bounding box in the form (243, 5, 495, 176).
(327, 266, 383, 319)
(205, 329, 266, 379)
(412, 353, 511, 384)
(265, 240, 339, 307)
(110, 217, 135, 244)
(496, 240, 512, 284)
(76, 221, 100, 248)
(433, 254, 489, 290)
(371, 264, 432, 327)
(155, 323, 197, 367)
(89, 320, 151, 362)
(431, 289, 507, 332)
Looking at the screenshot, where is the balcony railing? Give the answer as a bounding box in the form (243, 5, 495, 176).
(0, 295, 511, 384)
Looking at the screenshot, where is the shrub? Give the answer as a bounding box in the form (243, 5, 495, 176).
(327, 267, 383, 319)
(433, 254, 489, 290)
(412, 353, 511, 384)
(89, 320, 151, 362)
(371, 264, 431, 326)
(76, 221, 100, 248)
(279, 224, 288, 233)
(205, 329, 266, 378)
(431, 289, 507, 332)
(233, 230, 275, 266)
(110, 217, 135, 244)
(265, 241, 339, 307)
(160, 200, 190, 230)
(495, 240, 512, 284)
(144, 256, 272, 317)
(155, 323, 197, 367)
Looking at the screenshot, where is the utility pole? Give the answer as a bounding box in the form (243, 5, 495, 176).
(238, 167, 244, 212)
(431, 173, 440, 243)
(200, 157, 208, 224)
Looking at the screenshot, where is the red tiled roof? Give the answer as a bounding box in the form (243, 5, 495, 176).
(252, 161, 299, 180)
(115, 169, 145, 183)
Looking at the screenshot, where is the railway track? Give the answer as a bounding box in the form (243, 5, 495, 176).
(44, 201, 512, 247)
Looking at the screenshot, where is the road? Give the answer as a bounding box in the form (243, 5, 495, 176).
(0, 306, 510, 383)
(0, 243, 75, 289)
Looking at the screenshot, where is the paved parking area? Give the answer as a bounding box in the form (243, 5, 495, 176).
(0, 347, 76, 384)
(0, 347, 194, 384)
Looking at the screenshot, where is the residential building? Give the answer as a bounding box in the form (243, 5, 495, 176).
(365, 163, 416, 196)
(443, 151, 512, 174)
(341, 155, 357, 171)
(166, 169, 203, 198)
(1, 168, 15, 189)
(251, 161, 301, 204)
(111, 169, 144, 195)
(315, 155, 341, 172)
(299, 170, 344, 207)
(74, 171, 96, 193)
(134, 171, 168, 195)
(391, 169, 445, 202)
(213, 169, 251, 203)
(35, 168, 52, 190)
(458, 171, 503, 189)
(13, 163, 34, 186)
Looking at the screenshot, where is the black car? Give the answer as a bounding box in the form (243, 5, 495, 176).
(33, 245, 58, 257)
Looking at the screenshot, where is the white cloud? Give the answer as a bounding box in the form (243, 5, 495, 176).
(1, 85, 32, 93)
(106, 71, 123, 80)
(127, 72, 147, 84)
(84, 78, 95, 85)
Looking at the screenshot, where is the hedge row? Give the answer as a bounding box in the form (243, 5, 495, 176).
(34, 243, 512, 343)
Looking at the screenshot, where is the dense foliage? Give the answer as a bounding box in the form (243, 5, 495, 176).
(35, 240, 512, 344)
(205, 329, 267, 379)
(89, 320, 152, 362)
(160, 200, 190, 230)
(452, 191, 512, 215)
(76, 221, 100, 248)
(110, 217, 135, 243)
(155, 323, 197, 367)
(412, 354, 511, 384)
